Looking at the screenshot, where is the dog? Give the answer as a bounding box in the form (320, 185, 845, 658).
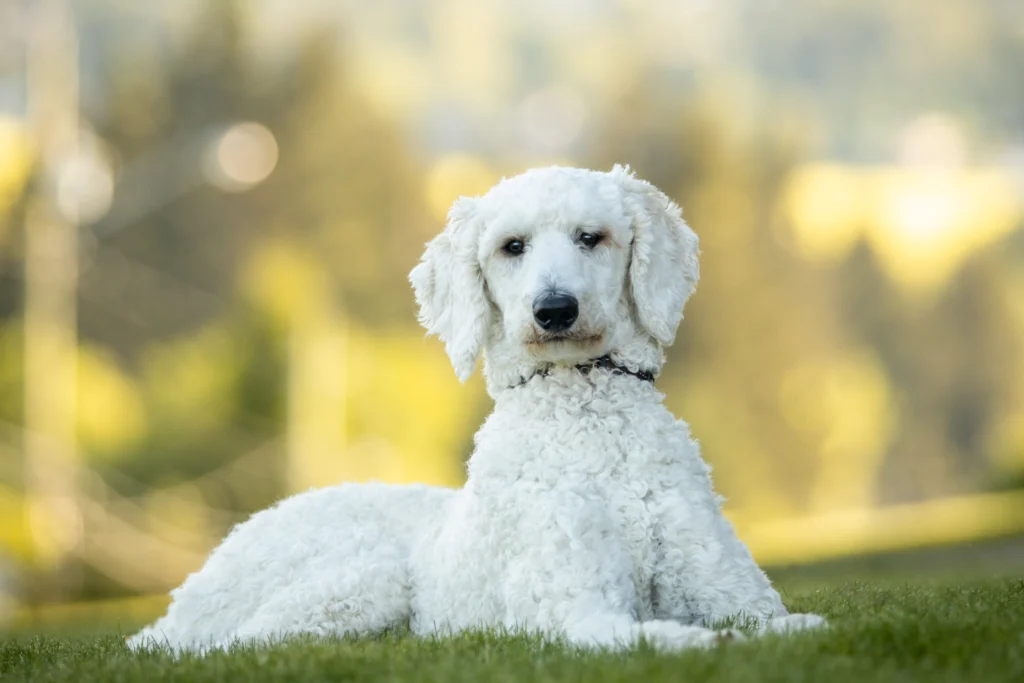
(129, 165, 826, 653)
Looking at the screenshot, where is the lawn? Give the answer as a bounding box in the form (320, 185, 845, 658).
(2, 577, 1022, 683)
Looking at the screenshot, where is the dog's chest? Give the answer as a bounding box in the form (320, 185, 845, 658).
(452, 398, 694, 624)
(514, 427, 665, 617)
(597, 459, 661, 617)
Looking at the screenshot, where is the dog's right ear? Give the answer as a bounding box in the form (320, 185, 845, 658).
(409, 197, 491, 382)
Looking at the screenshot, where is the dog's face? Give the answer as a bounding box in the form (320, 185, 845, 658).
(410, 165, 699, 381)
(474, 169, 633, 363)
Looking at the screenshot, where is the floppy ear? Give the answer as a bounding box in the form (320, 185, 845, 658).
(612, 164, 700, 346)
(409, 197, 491, 381)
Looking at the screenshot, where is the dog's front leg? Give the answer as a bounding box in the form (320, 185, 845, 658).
(501, 489, 742, 651)
(556, 602, 744, 651)
(650, 489, 827, 634)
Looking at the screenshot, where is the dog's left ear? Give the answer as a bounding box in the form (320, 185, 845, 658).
(409, 197, 491, 381)
(612, 164, 700, 346)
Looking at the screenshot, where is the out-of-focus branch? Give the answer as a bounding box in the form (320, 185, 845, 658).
(23, 0, 82, 574)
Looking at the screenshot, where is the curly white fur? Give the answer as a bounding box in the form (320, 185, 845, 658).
(129, 165, 825, 653)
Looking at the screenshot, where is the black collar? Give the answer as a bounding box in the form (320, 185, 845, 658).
(513, 355, 657, 388)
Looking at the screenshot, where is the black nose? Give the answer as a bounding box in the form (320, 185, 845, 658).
(533, 293, 579, 332)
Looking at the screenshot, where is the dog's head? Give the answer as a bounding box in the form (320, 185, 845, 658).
(410, 165, 699, 381)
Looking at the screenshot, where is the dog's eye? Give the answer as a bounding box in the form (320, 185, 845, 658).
(502, 238, 526, 256)
(578, 232, 604, 249)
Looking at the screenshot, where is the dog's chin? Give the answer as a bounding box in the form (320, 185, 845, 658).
(524, 330, 606, 362)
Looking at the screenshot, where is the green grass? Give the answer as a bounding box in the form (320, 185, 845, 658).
(2, 578, 1022, 683)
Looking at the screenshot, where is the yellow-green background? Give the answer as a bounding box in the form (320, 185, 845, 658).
(0, 0, 1022, 624)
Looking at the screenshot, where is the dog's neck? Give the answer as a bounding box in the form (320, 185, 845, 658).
(482, 331, 665, 399)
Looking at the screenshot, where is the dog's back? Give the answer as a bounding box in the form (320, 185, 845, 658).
(129, 482, 453, 652)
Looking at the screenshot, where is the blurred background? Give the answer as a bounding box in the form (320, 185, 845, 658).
(1, 0, 1023, 626)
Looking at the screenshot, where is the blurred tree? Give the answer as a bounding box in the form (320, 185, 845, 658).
(741, 0, 1024, 161)
(75, 0, 435, 501)
(91, 1, 430, 356)
(589, 83, 847, 514)
(590, 75, 1024, 512)
(838, 240, 1024, 503)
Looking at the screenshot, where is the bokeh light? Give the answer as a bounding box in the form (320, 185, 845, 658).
(55, 131, 115, 225)
(204, 122, 279, 192)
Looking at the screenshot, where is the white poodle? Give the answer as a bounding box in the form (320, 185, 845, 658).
(129, 165, 825, 653)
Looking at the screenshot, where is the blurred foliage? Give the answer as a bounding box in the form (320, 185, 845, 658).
(0, 0, 1022, 604)
(589, 83, 1024, 511)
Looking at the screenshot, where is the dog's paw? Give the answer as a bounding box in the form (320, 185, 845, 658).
(639, 621, 746, 651)
(763, 613, 828, 634)
(703, 628, 746, 647)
